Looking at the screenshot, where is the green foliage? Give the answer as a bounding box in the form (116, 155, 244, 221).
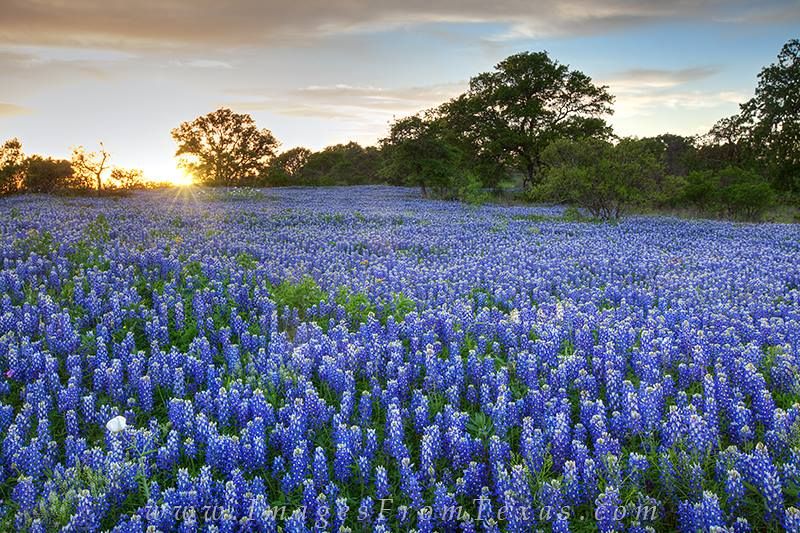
(381, 112, 470, 198)
(702, 39, 800, 193)
(467, 411, 495, 441)
(683, 170, 718, 210)
(719, 171, 776, 220)
(682, 166, 776, 220)
(653, 174, 689, 209)
(442, 51, 614, 188)
(271, 276, 327, 317)
(537, 137, 664, 219)
(23, 156, 74, 193)
(295, 142, 383, 186)
(14, 463, 107, 530)
(264, 147, 312, 186)
(171, 107, 279, 186)
(738, 39, 800, 192)
(335, 287, 376, 326)
(387, 292, 416, 322)
(235, 251, 259, 270)
(642, 134, 696, 176)
(455, 170, 490, 205)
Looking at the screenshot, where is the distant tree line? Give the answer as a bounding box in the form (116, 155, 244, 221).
(0, 140, 160, 195)
(378, 40, 799, 220)
(167, 38, 798, 220)
(170, 109, 387, 188)
(4, 38, 797, 219)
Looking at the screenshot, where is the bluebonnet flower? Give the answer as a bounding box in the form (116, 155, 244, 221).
(742, 443, 784, 521)
(374, 465, 389, 499)
(784, 507, 800, 532)
(333, 441, 351, 483)
(726, 469, 744, 512)
(699, 491, 724, 530)
(12, 475, 36, 513)
(595, 485, 622, 533)
(0, 187, 799, 528)
(399, 457, 423, 508)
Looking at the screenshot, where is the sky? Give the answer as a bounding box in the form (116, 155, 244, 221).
(0, 1, 798, 183)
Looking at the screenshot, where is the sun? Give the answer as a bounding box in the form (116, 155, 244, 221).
(157, 164, 195, 186)
(168, 170, 195, 187)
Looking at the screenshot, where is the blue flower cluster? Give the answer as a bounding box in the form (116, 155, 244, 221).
(0, 186, 799, 531)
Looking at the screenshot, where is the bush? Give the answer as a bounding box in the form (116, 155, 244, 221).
(683, 166, 775, 220)
(654, 174, 688, 208)
(24, 156, 74, 193)
(537, 137, 663, 219)
(455, 171, 490, 205)
(271, 276, 327, 318)
(720, 176, 776, 220)
(683, 170, 718, 210)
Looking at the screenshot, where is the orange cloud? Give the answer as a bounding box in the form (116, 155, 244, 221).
(0, 103, 30, 116)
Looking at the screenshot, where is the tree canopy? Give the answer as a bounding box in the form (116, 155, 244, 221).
(537, 137, 663, 219)
(172, 108, 279, 186)
(24, 156, 74, 193)
(443, 51, 614, 187)
(741, 39, 800, 192)
(296, 143, 382, 186)
(380, 113, 464, 196)
(265, 147, 312, 186)
(0, 138, 25, 195)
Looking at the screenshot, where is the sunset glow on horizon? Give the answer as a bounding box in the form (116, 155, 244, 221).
(1, 1, 798, 179)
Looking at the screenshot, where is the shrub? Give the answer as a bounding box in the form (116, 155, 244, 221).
(23, 156, 74, 193)
(455, 171, 490, 205)
(683, 166, 775, 220)
(271, 276, 327, 318)
(683, 170, 718, 210)
(720, 176, 776, 220)
(538, 137, 663, 219)
(654, 174, 688, 208)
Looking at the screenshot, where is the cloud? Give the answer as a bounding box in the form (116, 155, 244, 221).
(606, 67, 720, 90)
(0, 0, 796, 49)
(171, 59, 233, 69)
(225, 82, 466, 144)
(0, 47, 115, 98)
(598, 65, 745, 117)
(613, 90, 746, 117)
(0, 103, 30, 116)
(231, 82, 465, 118)
(596, 65, 747, 134)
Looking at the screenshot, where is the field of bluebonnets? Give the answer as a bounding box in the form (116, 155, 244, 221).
(1, 185, 800, 532)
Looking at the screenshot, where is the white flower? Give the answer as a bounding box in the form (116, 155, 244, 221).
(106, 415, 127, 434)
(509, 309, 520, 324)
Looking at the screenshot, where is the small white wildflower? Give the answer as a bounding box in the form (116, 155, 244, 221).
(509, 309, 520, 324)
(106, 415, 127, 434)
